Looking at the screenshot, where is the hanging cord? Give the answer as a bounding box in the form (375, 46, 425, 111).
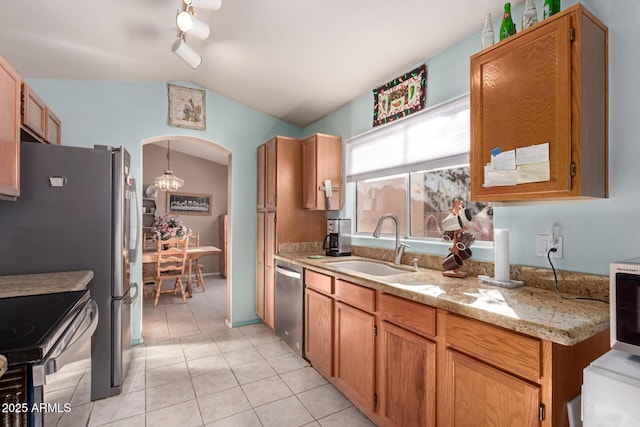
(547, 248, 607, 303)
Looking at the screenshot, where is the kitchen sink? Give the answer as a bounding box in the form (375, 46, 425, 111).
(324, 260, 414, 277)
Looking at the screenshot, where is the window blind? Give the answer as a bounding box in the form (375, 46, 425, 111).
(346, 95, 470, 182)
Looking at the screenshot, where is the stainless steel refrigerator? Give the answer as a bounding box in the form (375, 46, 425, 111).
(0, 141, 140, 401)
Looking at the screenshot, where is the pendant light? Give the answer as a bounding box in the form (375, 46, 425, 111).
(154, 141, 184, 192)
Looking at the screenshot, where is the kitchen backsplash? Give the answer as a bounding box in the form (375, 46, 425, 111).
(278, 242, 609, 302)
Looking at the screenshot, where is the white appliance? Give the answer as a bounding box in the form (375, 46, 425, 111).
(582, 349, 640, 426)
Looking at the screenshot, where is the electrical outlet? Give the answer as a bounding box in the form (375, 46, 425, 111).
(536, 233, 564, 258)
(547, 235, 563, 259)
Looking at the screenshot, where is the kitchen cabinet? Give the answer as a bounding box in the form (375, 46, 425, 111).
(302, 133, 343, 210)
(304, 270, 334, 378)
(438, 310, 608, 427)
(255, 136, 327, 327)
(46, 108, 61, 145)
(0, 54, 21, 199)
(444, 349, 540, 427)
(378, 293, 436, 427)
(21, 82, 47, 139)
(256, 213, 265, 320)
(333, 279, 376, 416)
(21, 82, 63, 145)
(470, 4, 607, 201)
(298, 265, 608, 427)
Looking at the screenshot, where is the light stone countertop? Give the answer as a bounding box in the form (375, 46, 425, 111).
(0, 270, 94, 299)
(275, 253, 609, 346)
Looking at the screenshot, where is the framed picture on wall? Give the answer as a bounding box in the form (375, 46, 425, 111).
(167, 192, 212, 216)
(168, 84, 206, 130)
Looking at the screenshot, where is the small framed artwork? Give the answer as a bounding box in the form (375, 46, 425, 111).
(373, 64, 427, 127)
(167, 192, 212, 216)
(168, 84, 206, 130)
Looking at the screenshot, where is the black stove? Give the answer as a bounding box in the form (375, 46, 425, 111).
(0, 290, 90, 365)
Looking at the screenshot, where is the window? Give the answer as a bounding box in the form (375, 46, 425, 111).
(347, 95, 493, 241)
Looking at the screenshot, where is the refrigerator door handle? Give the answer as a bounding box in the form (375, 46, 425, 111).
(130, 179, 141, 263)
(124, 282, 139, 305)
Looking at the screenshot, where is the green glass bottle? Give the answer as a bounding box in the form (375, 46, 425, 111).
(499, 2, 515, 40)
(543, 0, 552, 19)
(544, 0, 560, 18)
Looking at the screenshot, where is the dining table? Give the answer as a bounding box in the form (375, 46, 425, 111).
(142, 245, 221, 298)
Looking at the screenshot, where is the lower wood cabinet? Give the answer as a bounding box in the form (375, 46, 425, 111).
(379, 320, 436, 427)
(304, 288, 333, 378)
(300, 268, 608, 427)
(334, 301, 376, 415)
(0, 365, 28, 427)
(443, 349, 540, 427)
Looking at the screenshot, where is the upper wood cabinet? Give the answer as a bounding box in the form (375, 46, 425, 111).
(302, 133, 343, 210)
(470, 4, 607, 201)
(21, 82, 62, 145)
(0, 55, 21, 199)
(46, 108, 61, 145)
(21, 82, 47, 139)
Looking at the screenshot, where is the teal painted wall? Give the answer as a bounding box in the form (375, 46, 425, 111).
(305, 0, 637, 277)
(27, 80, 301, 341)
(24, 0, 638, 344)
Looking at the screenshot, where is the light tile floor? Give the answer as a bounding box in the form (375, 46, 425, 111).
(44, 276, 376, 427)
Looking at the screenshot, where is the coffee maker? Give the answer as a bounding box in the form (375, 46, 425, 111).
(323, 219, 352, 257)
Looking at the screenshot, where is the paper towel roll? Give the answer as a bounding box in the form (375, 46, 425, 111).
(494, 229, 510, 282)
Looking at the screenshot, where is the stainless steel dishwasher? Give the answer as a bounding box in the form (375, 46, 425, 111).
(274, 261, 304, 357)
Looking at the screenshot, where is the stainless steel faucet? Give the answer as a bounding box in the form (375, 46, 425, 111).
(373, 213, 408, 265)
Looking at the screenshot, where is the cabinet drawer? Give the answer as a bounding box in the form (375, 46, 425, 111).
(305, 270, 333, 294)
(335, 279, 375, 313)
(379, 293, 436, 338)
(444, 312, 541, 381)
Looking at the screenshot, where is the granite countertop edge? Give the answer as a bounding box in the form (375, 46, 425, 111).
(0, 270, 94, 299)
(275, 253, 609, 346)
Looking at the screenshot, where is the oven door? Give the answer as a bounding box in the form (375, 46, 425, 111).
(30, 299, 98, 427)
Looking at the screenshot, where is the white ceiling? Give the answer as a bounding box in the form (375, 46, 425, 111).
(1, 0, 521, 165)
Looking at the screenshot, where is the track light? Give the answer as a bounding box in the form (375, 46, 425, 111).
(172, 0, 221, 68)
(183, 0, 221, 10)
(176, 10, 210, 39)
(172, 37, 202, 69)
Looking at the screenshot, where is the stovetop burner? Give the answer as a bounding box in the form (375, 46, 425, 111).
(0, 290, 90, 365)
(0, 323, 36, 346)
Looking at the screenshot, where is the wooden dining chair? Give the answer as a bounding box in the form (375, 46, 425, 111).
(188, 232, 206, 292)
(142, 232, 157, 298)
(152, 236, 189, 307)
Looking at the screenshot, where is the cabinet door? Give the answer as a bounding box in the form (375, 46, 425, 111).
(46, 108, 61, 145)
(305, 288, 334, 378)
(257, 144, 265, 209)
(256, 212, 265, 320)
(264, 265, 274, 329)
(263, 212, 276, 329)
(265, 138, 277, 209)
(379, 321, 436, 427)
(0, 55, 20, 198)
(302, 134, 343, 210)
(470, 14, 572, 201)
(334, 301, 375, 414)
(21, 82, 47, 139)
(443, 349, 540, 427)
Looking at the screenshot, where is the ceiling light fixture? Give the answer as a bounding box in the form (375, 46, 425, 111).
(172, 37, 202, 69)
(172, 0, 221, 68)
(154, 141, 184, 192)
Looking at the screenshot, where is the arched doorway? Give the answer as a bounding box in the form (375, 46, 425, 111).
(140, 135, 232, 336)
